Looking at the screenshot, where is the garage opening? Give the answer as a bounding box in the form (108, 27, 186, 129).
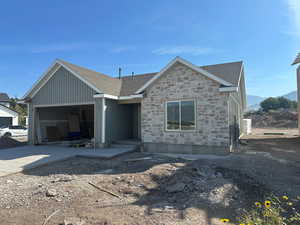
(0, 117, 12, 127)
(36, 104, 94, 144)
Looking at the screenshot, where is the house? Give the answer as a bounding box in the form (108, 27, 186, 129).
(22, 57, 246, 154)
(292, 53, 300, 134)
(0, 93, 19, 127)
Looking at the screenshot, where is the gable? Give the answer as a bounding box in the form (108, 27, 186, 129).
(0, 105, 18, 117)
(32, 67, 97, 105)
(135, 57, 233, 94)
(144, 61, 226, 96)
(146, 61, 224, 97)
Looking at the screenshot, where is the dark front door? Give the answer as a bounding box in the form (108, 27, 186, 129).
(0, 117, 12, 127)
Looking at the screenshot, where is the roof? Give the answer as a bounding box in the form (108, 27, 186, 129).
(58, 60, 122, 96)
(24, 57, 244, 99)
(0, 93, 10, 102)
(119, 60, 243, 96)
(0, 104, 18, 116)
(120, 73, 157, 96)
(200, 61, 243, 86)
(292, 53, 300, 65)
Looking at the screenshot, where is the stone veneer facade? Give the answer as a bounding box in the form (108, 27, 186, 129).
(141, 62, 231, 154)
(298, 66, 300, 133)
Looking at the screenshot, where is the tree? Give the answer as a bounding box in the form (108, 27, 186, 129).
(9, 98, 27, 126)
(260, 97, 298, 112)
(260, 97, 280, 111)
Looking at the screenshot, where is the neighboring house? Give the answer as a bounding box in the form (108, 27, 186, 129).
(292, 53, 300, 134)
(0, 93, 19, 127)
(22, 57, 246, 154)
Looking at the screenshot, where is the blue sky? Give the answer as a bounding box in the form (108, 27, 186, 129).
(0, 0, 299, 98)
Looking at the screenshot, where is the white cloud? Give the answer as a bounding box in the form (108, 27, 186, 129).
(152, 45, 214, 56)
(287, 0, 300, 37)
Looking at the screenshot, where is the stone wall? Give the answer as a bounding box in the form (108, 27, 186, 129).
(297, 66, 300, 134)
(141, 62, 230, 152)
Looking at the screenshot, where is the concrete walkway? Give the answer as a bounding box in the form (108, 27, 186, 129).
(0, 145, 136, 177)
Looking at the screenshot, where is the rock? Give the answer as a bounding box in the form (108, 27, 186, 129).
(166, 182, 186, 193)
(6, 180, 13, 184)
(46, 189, 58, 197)
(51, 175, 74, 183)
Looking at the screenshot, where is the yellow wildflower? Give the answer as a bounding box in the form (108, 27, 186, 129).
(287, 202, 293, 206)
(220, 218, 230, 223)
(265, 200, 271, 208)
(282, 195, 289, 200)
(297, 196, 300, 200)
(255, 202, 262, 207)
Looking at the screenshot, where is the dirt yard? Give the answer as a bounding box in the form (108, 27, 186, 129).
(0, 129, 299, 225)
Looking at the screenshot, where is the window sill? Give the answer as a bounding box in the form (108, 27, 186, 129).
(165, 129, 197, 133)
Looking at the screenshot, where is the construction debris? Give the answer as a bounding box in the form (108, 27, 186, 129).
(42, 209, 61, 225)
(88, 182, 121, 199)
(124, 157, 152, 162)
(46, 189, 58, 197)
(63, 217, 85, 225)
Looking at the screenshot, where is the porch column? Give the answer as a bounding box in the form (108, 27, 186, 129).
(94, 97, 106, 147)
(297, 66, 300, 134)
(27, 103, 36, 145)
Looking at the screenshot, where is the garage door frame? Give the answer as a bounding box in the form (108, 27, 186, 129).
(33, 102, 95, 144)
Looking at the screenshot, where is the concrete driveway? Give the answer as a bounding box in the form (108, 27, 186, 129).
(0, 145, 136, 177)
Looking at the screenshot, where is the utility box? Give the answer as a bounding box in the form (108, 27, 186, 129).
(243, 119, 252, 135)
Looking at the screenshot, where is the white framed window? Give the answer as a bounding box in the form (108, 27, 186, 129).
(165, 100, 196, 131)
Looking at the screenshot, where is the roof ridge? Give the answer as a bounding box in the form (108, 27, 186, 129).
(121, 72, 158, 79)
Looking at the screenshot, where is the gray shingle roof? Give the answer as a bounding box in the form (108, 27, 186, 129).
(58, 59, 122, 96)
(120, 73, 157, 96)
(57, 60, 243, 96)
(0, 93, 10, 102)
(200, 61, 243, 86)
(292, 53, 300, 65)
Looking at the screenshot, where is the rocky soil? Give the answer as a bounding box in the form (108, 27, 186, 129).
(245, 110, 298, 128)
(0, 152, 275, 225)
(2, 129, 300, 225)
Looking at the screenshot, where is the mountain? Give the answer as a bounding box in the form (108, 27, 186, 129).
(246, 91, 297, 111)
(282, 91, 297, 101)
(247, 95, 266, 107)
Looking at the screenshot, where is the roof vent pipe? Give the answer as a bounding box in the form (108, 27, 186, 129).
(118, 68, 122, 79)
(132, 72, 134, 79)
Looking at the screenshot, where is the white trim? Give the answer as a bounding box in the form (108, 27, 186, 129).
(22, 60, 58, 99)
(165, 99, 196, 132)
(0, 105, 19, 117)
(229, 94, 240, 107)
(57, 61, 103, 94)
(119, 94, 143, 100)
(33, 102, 95, 108)
(135, 56, 233, 94)
(30, 65, 62, 98)
(102, 98, 106, 144)
(94, 94, 118, 100)
(219, 87, 239, 92)
(94, 94, 144, 100)
(23, 59, 103, 99)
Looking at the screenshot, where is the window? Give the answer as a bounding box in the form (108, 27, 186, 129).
(166, 100, 196, 131)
